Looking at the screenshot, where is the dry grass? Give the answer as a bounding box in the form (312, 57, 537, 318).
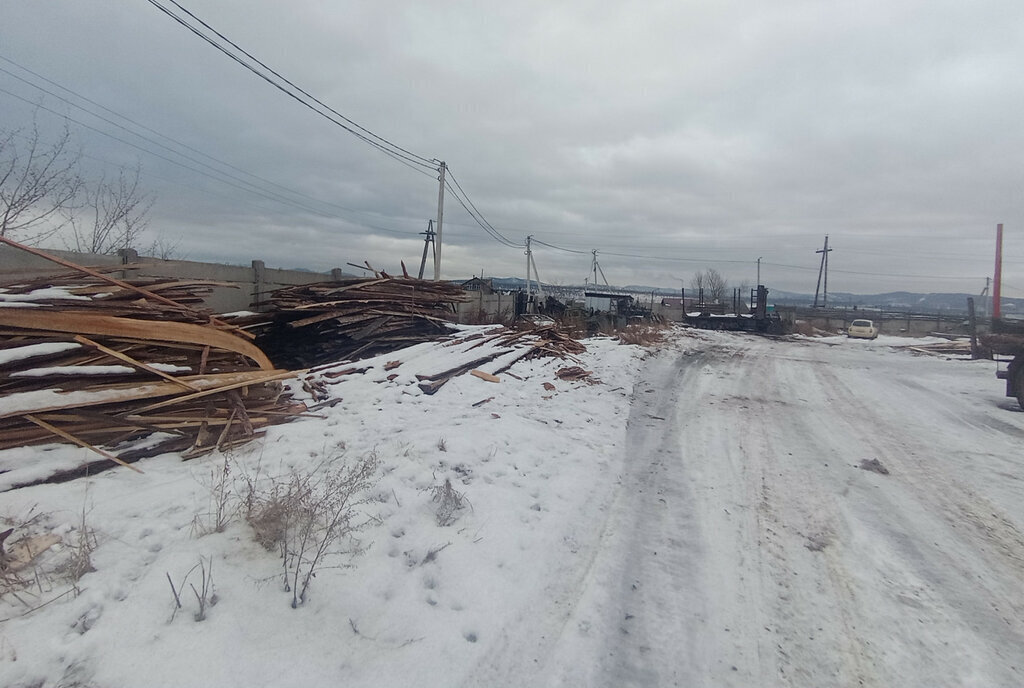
(192, 455, 236, 537)
(243, 450, 381, 608)
(430, 478, 470, 527)
(790, 320, 835, 337)
(617, 323, 669, 346)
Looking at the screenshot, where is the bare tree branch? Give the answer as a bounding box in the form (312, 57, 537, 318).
(67, 164, 153, 254)
(691, 269, 729, 303)
(0, 117, 82, 243)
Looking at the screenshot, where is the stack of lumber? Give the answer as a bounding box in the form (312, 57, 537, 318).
(229, 277, 472, 368)
(894, 339, 974, 356)
(0, 273, 299, 481)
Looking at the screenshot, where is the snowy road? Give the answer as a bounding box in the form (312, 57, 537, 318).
(474, 332, 1024, 688)
(7, 329, 1024, 688)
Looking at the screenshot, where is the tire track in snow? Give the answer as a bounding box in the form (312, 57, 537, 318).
(463, 331, 1024, 687)
(766, 338, 1024, 686)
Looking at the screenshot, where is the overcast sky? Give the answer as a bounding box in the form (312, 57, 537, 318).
(2, 0, 1023, 296)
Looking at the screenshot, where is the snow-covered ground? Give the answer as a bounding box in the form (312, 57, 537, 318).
(2, 328, 1023, 687)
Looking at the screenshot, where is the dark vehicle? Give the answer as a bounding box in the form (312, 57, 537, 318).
(986, 318, 1024, 409)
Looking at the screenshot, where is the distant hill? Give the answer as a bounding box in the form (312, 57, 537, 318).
(767, 290, 1021, 314)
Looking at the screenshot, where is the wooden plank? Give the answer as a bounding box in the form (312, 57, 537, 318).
(0, 309, 274, 370)
(73, 335, 201, 391)
(128, 369, 296, 415)
(0, 369, 291, 420)
(22, 414, 143, 473)
(470, 370, 500, 383)
(0, 236, 250, 337)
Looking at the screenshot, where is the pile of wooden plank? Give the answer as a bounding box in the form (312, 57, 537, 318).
(1, 261, 300, 485)
(228, 277, 472, 368)
(413, 325, 588, 394)
(894, 339, 974, 356)
(300, 322, 592, 398)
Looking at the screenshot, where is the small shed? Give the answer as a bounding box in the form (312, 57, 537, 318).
(585, 291, 634, 314)
(461, 277, 494, 294)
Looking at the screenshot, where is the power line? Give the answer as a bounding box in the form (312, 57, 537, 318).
(0, 88, 424, 238)
(532, 238, 590, 255)
(0, 54, 434, 214)
(161, 0, 436, 168)
(443, 170, 523, 248)
(144, 0, 437, 173)
(143, 1, 529, 260)
(443, 180, 523, 249)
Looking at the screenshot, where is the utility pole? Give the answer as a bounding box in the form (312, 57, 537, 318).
(813, 235, 832, 308)
(981, 277, 991, 317)
(530, 243, 544, 302)
(591, 249, 609, 286)
(525, 235, 533, 313)
(433, 161, 447, 281)
(417, 220, 436, 280)
(993, 223, 1004, 320)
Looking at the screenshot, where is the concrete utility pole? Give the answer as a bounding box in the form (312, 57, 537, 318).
(433, 161, 447, 281)
(591, 249, 609, 286)
(525, 235, 533, 312)
(813, 235, 832, 307)
(981, 277, 991, 317)
(530, 247, 544, 300)
(993, 223, 1004, 320)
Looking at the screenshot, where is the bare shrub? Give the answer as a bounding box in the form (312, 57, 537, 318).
(430, 478, 470, 527)
(167, 557, 217, 622)
(617, 323, 668, 347)
(190, 557, 215, 621)
(437, 437, 448, 453)
(192, 455, 236, 537)
(66, 501, 97, 582)
(1, 500, 92, 612)
(244, 451, 381, 608)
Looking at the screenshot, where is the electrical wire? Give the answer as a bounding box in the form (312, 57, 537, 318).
(0, 87, 423, 237)
(442, 170, 523, 248)
(443, 181, 523, 249)
(161, 0, 436, 168)
(0, 54, 434, 214)
(532, 238, 590, 255)
(144, 0, 437, 173)
(145, 1, 528, 257)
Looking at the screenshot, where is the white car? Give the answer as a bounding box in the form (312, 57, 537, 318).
(847, 319, 879, 340)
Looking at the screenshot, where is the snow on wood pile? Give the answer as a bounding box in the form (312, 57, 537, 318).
(226, 277, 473, 369)
(303, 323, 589, 398)
(0, 275, 301, 486)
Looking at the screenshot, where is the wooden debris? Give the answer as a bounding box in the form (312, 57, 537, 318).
(0, 250, 304, 484)
(470, 370, 500, 383)
(896, 340, 974, 356)
(555, 366, 594, 381)
(980, 333, 1024, 357)
(227, 277, 471, 369)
